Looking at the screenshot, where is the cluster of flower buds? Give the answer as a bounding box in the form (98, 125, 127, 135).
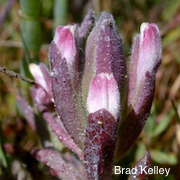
(25, 10, 161, 180)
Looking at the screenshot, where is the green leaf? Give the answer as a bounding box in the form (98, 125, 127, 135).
(135, 142, 146, 161)
(150, 149, 178, 165)
(53, 0, 68, 33)
(19, 0, 40, 18)
(0, 144, 8, 168)
(144, 111, 156, 140)
(161, 0, 180, 21)
(163, 27, 180, 47)
(0, 127, 9, 171)
(19, 0, 41, 62)
(150, 110, 174, 138)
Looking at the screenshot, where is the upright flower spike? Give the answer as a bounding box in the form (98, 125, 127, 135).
(49, 25, 86, 149)
(137, 23, 161, 90)
(84, 73, 119, 179)
(128, 23, 161, 106)
(18, 11, 163, 180)
(115, 23, 162, 160)
(82, 12, 127, 111)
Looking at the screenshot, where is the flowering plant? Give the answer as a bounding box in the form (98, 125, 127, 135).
(20, 10, 161, 180)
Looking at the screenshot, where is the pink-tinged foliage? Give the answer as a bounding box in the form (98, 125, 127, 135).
(129, 152, 151, 180)
(84, 109, 117, 180)
(30, 87, 83, 160)
(87, 73, 120, 120)
(49, 42, 85, 150)
(16, 92, 36, 131)
(31, 149, 86, 180)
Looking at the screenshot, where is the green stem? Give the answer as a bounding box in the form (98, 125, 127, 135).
(0, 126, 10, 175)
(19, 0, 41, 64)
(19, 0, 41, 96)
(53, 0, 68, 34)
(171, 100, 180, 123)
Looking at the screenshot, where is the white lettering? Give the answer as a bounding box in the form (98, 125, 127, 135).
(122, 168, 125, 174)
(115, 166, 121, 174)
(140, 165, 147, 175)
(114, 166, 170, 177)
(148, 168, 153, 175)
(159, 168, 164, 175)
(125, 168, 131, 174)
(165, 168, 170, 177)
(131, 167, 138, 175)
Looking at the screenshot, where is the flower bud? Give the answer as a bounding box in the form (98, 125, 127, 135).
(52, 25, 80, 90)
(87, 73, 120, 120)
(136, 22, 161, 90)
(128, 23, 161, 106)
(53, 25, 76, 66)
(82, 12, 127, 109)
(49, 26, 86, 149)
(116, 23, 162, 160)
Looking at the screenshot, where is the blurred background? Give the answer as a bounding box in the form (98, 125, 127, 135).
(0, 0, 180, 179)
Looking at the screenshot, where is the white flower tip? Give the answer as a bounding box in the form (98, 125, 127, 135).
(29, 63, 42, 79)
(87, 73, 120, 120)
(29, 63, 47, 91)
(53, 25, 76, 64)
(136, 22, 161, 92)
